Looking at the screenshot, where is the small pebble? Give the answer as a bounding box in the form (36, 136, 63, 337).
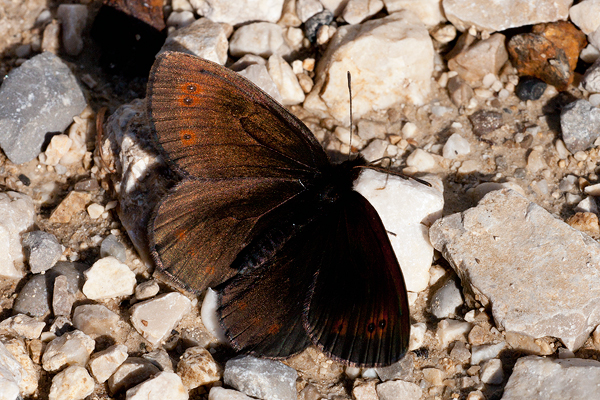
(72, 304, 121, 338)
(100, 234, 127, 262)
(52, 275, 74, 317)
(42, 330, 95, 372)
(406, 149, 435, 171)
(560, 99, 600, 153)
(469, 110, 503, 136)
(56, 4, 87, 56)
(130, 292, 192, 346)
(177, 346, 222, 390)
(125, 371, 188, 400)
(49, 365, 94, 400)
(437, 319, 472, 348)
(443, 133, 471, 159)
(209, 386, 254, 400)
(87, 203, 104, 219)
(88, 344, 129, 383)
(0, 314, 45, 339)
(480, 358, 504, 384)
(430, 276, 464, 319)
(134, 280, 160, 300)
(471, 342, 507, 365)
(13, 274, 50, 317)
(108, 357, 161, 394)
(82, 257, 136, 300)
(224, 356, 297, 400)
(515, 76, 547, 101)
(22, 230, 63, 274)
(303, 9, 333, 43)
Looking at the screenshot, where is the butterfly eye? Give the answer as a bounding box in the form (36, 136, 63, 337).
(367, 322, 376, 333)
(379, 319, 386, 329)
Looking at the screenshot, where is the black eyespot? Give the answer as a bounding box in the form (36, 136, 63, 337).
(367, 323, 376, 333)
(379, 319, 386, 329)
(183, 133, 192, 140)
(187, 84, 197, 92)
(183, 96, 193, 105)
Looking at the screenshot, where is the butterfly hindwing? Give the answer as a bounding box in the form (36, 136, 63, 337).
(304, 191, 410, 367)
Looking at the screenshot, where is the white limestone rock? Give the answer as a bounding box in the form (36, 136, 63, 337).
(503, 356, 600, 399)
(229, 22, 290, 58)
(304, 11, 433, 125)
(430, 189, 600, 351)
(570, 0, 600, 35)
(177, 346, 222, 390)
(443, 133, 471, 159)
(130, 292, 192, 346)
(442, 0, 572, 32)
(160, 18, 228, 65)
(320, 0, 350, 15)
(383, 0, 445, 26)
(376, 379, 422, 400)
(0, 314, 45, 339)
(0, 341, 22, 400)
(0, 192, 35, 278)
(192, 0, 285, 25)
(88, 344, 129, 383)
(209, 386, 254, 400)
(125, 371, 188, 400)
(238, 63, 284, 104)
(41, 330, 95, 372)
(82, 257, 136, 300)
(354, 170, 444, 292)
(201, 288, 228, 345)
(48, 365, 94, 400)
(296, 0, 323, 22)
(267, 55, 305, 105)
(343, 0, 384, 25)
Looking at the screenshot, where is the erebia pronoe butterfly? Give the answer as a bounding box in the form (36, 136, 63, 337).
(146, 51, 410, 367)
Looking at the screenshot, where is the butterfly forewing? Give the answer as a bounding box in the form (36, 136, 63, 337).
(147, 52, 329, 180)
(304, 191, 410, 367)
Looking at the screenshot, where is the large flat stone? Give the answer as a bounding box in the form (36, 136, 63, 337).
(430, 189, 600, 351)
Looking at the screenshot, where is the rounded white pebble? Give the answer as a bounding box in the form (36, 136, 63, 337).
(87, 203, 104, 219)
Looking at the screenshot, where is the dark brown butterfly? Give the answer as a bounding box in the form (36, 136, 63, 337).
(147, 51, 409, 367)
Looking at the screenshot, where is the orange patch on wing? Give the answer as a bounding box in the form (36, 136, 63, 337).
(332, 319, 347, 335)
(179, 129, 197, 146)
(176, 228, 188, 241)
(267, 323, 281, 335)
(178, 82, 201, 107)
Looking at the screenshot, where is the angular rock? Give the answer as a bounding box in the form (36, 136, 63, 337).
(267, 55, 304, 105)
(229, 23, 289, 58)
(237, 63, 284, 104)
(296, 0, 323, 22)
(125, 371, 188, 400)
(224, 356, 297, 400)
(383, 0, 445, 26)
(0, 52, 86, 164)
(209, 386, 254, 400)
(507, 22, 587, 91)
(583, 57, 600, 93)
(377, 379, 422, 400)
(430, 189, 600, 351)
(443, 133, 471, 159)
(177, 346, 221, 390)
(88, 344, 129, 383)
(49, 191, 92, 223)
(2, 338, 39, 396)
(0, 192, 35, 278)
(52, 275, 74, 317)
(355, 170, 444, 292)
(135, 280, 160, 300)
(469, 110, 503, 136)
(48, 365, 94, 400)
(560, 99, 600, 153)
(443, 0, 572, 32)
(100, 234, 127, 262)
(304, 10, 433, 125)
(82, 256, 136, 300)
(42, 330, 95, 372)
(72, 304, 121, 338)
(0, 341, 22, 400)
(129, 292, 192, 346)
(12, 274, 51, 317)
(304, 9, 334, 42)
(343, 0, 384, 25)
(503, 356, 600, 399)
(160, 18, 228, 65)
(192, 0, 285, 25)
(22, 230, 63, 274)
(569, 0, 600, 35)
(448, 33, 508, 84)
(0, 314, 45, 340)
(429, 276, 464, 319)
(108, 357, 161, 394)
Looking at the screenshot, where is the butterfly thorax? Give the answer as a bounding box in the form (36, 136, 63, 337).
(317, 155, 368, 204)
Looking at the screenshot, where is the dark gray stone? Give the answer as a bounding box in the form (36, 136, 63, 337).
(0, 52, 87, 164)
(22, 230, 63, 273)
(304, 10, 334, 43)
(430, 276, 464, 319)
(100, 234, 127, 262)
(13, 274, 51, 317)
(560, 99, 600, 153)
(53, 275, 74, 317)
(469, 110, 503, 136)
(224, 356, 297, 400)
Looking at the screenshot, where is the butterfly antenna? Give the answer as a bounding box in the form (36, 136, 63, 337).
(347, 71, 353, 161)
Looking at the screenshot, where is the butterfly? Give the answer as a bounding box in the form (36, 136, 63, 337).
(146, 51, 410, 367)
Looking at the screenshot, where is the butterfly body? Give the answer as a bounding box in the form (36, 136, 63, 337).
(147, 52, 410, 367)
